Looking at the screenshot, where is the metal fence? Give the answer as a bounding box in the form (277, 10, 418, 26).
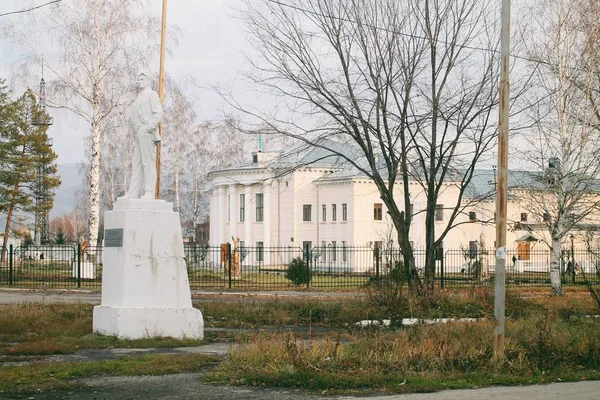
(0, 244, 103, 290)
(1, 244, 599, 290)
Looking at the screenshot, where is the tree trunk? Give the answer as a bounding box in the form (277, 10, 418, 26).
(174, 158, 180, 212)
(1, 180, 20, 262)
(550, 236, 563, 296)
(87, 120, 102, 246)
(400, 238, 419, 292)
(192, 180, 200, 237)
(424, 199, 436, 295)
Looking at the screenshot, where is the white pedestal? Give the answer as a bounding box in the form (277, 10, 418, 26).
(93, 198, 203, 339)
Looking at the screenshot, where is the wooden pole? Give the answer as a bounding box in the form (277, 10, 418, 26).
(494, 0, 511, 358)
(155, 0, 167, 199)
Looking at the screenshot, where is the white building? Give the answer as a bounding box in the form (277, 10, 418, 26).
(206, 143, 600, 274)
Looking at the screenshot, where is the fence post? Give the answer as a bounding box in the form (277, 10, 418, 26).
(302, 244, 310, 289)
(441, 251, 445, 289)
(375, 247, 380, 280)
(8, 244, 13, 286)
(227, 243, 232, 290)
(77, 243, 81, 289)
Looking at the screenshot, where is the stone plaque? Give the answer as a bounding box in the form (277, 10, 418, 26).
(105, 228, 124, 247)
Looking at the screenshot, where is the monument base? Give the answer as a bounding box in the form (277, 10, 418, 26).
(93, 198, 203, 340)
(93, 306, 203, 339)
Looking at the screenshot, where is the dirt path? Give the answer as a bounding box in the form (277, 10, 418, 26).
(2, 375, 599, 400)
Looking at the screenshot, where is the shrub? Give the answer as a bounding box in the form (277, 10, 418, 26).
(286, 257, 310, 286)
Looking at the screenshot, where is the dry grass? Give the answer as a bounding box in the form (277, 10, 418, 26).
(0, 303, 203, 356)
(209, 314, 600, 393)
(200, 298, 381, 328)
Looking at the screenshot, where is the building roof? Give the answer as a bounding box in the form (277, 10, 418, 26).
(208, 138, 600, 196)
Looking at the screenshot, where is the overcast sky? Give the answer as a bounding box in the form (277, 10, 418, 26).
(0, 0, 249, 165)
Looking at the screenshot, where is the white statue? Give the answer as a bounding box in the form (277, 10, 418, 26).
(119, 71, 164, 200)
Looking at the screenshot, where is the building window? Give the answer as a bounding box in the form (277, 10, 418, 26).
(302, 241, 312, 259)
(520, 212, 528, 222)
(374, 203, 383, 221)
(321, 241, 326, 262)
(469, 211, 477, 222)
(469, 240, 478, 259)
(256, 241, 264, 262)
(342, 203, 347, 221)
(239, 241, 245, 259)
(435, 241, 444, 261)
(256, 193, 264, 222)
(322, 204, 327, 222)
(303, 204, 312, 221)
(332, 204, 337, 221)
(436, 204, 444, 221)
(543, 212, 551, 223)
(342, 241, 347, 262)
(331, 241, 336, 262)
(239, 194, 245, 222)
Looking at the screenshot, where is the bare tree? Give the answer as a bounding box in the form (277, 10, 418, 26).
(161, 76, 198, 213)
(516, 0, 600, 295)
(49, 209, 86, 243)
(230, 0, 505, 293)
(95, 103, 138, 213)
(179, 120, 249, 230)
(3, 0, 159, 246)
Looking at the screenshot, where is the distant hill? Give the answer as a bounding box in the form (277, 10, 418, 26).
(0, 164, 83, 232)
(50, 163, 84, 217)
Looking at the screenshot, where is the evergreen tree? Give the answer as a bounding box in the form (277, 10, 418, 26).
(0, 86, 60, 260)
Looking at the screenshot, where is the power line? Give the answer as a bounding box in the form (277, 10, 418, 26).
(264, 0, 583, 70)
(0, 0, 61, 18)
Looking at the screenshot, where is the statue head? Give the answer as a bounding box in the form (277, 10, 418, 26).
(137, 71, 152, 90)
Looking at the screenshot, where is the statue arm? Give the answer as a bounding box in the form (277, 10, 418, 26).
(146, 91, 164, 132)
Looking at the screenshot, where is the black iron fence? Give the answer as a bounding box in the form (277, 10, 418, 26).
(0, 244, 103, 290)
(1, 244, 599, 290)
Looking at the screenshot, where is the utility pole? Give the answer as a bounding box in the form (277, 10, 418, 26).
(494, 0, 511, 358)
(155, 0, 167, 199)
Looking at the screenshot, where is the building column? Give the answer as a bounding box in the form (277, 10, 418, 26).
(263, 183, 271, 266)
(228, 185, 238, 242)
(215, 186, 226, 246)
(209, 189, 217, 246)
(244, 185, 252, 249)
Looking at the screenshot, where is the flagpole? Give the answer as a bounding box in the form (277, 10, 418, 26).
(155, 0, 167, 199)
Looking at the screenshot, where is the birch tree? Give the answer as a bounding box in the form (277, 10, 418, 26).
(233, 0, 507, 293)
(161, 77, 198, 213)
(98, 109, 135, 211)
(4, 0, 158, 246)
(517, 0, 600, 295)
(179, 120, 249, 229)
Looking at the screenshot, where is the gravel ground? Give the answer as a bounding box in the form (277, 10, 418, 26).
(0, 373, 327, 400)
(2, 376, 600, 400)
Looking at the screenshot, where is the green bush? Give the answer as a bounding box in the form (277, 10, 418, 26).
(286, 257, 310, 286)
